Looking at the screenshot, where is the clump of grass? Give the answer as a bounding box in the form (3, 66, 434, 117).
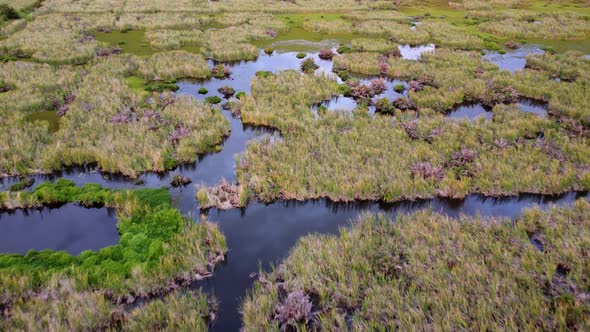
(212, 63, 231, 78)
(205, 95, 222, 104)
(300, 58, 319, 73)
(240, 70, 338, 132)
(393, 83, 405, 93)
(138, 51, 210, 80)
(351, 38, 397, 53)
(374, 97, 395, 114)
(0, 13, 112, 64)
(196, 178, 247, 210)
(235, 91, 246, 99)
(318, 48, 335, 60)
(243, 201, 590, 330)
(198, 87, 208, 94)
(336, 45, 351, 54)
(296, 52, 306, 59)
(255, 70, 272, 78)
(302, 19, 353, 34)
(125, 289, 216, 331)
(217, 85, 235, 98)
(170, 175, 192, 187)
(8, 177, 34, 191)
(46, 58, 229, 178)
(237, 104, 587, 203)
(526, 51, 590, 82)
(479, 11, 590, 40)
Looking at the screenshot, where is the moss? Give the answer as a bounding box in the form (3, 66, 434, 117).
(296, 52, 306, 59)
(198, 87, 208, 94)
(205, 95, 222, 104)
(235, 91, 246, 99)
(255, 70, 272, 78)
(393, 83, 405, 93)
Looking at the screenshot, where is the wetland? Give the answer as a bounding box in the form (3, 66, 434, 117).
(0, 0, 589, 330)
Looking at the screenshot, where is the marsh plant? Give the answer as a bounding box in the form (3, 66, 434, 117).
(243, 201, 590, 330)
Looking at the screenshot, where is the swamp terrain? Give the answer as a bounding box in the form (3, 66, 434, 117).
(0, 0, 589, 330)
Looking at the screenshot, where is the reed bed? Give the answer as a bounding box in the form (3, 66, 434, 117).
(350, 38, 398, 52)
(0, 13, 115, 64)
(137, 50, 211, 80)
(144, 29, 204, 50)
(0, 61, 80, 176)
(116, 13, 214, 30)
(53, 57, 227, 177)
(479, 12, 590, 40)
(526, 50, 590, 82)
(240, 70, 339, 132)
(243, 200, 590, 330)
(354, 20, 431, 45)
(237, 105, 588, 202)
(302, 19, 354, 34)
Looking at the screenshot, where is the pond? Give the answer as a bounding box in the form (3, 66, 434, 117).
(483, 45, 544, 73)
(0, 204, 118, 255)
(447, 98, 548, 121)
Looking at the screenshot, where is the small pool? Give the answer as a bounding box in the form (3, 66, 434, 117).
(0, 204, 119, 255)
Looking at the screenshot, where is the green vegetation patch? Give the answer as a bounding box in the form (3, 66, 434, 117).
(243, 200, 590, 330)
(0, 179, 227, 330)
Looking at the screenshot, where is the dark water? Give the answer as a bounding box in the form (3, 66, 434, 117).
(201, 191, 589, 331)
(0, 204, 118, 255)
(517, 98, 548, 117)
(483, 45, 544, 73)
(447, 98, 548, 121)
(447, 103, 491, 121)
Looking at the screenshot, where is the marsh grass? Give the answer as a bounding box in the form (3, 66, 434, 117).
(243, 201, 590, 330)
(240, 70, 339, 132)
(138, 50, 210, 80)
(351, 38, 398, 53)
(238, 104, 588, 202)
(144, 29, 204, 50)
(0, 13, 115, 64)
